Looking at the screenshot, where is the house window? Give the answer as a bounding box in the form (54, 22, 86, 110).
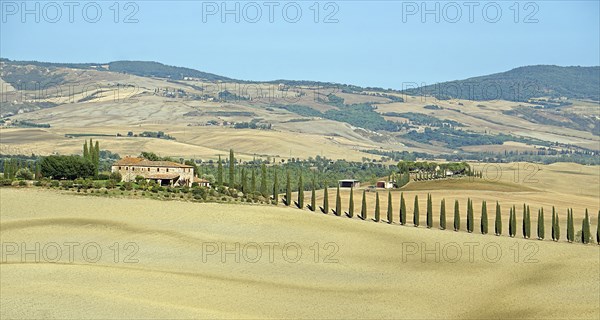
(119, 166, 122, 170)
(166, 168, 169, 172)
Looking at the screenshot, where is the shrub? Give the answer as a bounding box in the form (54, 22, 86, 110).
(105, 179, 117, 189)
(50, 180, 60, 187)
(109, 172, 122, 181)
(97, 172, 110, 180)
(18, 180, 27, 186)
(15, 168, 34, 180)
(61, 180, 74, 188)
(0, 179, 13, 186)
(33, 181, 42, 187)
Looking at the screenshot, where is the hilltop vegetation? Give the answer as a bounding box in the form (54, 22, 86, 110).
(403, 65, 600, 101)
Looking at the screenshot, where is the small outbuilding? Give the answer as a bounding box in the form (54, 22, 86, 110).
(338, 179, 360, 188)
(376, 181, 394, 189)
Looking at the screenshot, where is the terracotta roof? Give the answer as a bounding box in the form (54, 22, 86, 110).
(113, 157, 192, 168)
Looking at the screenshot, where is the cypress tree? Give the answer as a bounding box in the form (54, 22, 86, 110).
(251, 169, 257, 194)
(260, 163, 267, 197)
(83, 140, 89, 159)
(509, 206, 517, 238)
(439, 198, 446, 230)
(481, 200, 488, 234)
(94, 140, 100, 172)
(323, 182, 329, 214)
(426, 193, 433, 228)
(272, 167, 278, 205)
(285, 171, 291, 206)
(567, 209, 574, 243)
(537, 208, 545, 240)
(297, 174, 304, 209)
(522, 204, 527, 239)
(597, 210, 600, 245)
(400, 192, 406, 225)
(335, 185, 341, 216)
(413, 195, 419, 227)
(387, 191, 393, 224)
(595, 210, 600, 245)
(495, 202, 502, 236)
(467, 198, 473, 233)
(88, 138, 93, 161)
(348, 187, 354, 218)
(217, 155, 223, 187)
(310, 177, 316, 211)
(360, 190, 367, 220)
(453, 200, 460, 231)
(241, 168, 247, 193)
(582, 209, 590, 244)
(555, 210, 561, 241)
(551, 207, 556, 241)
(374, 192, 381, 222)
(229, 149, 235, 187)
(525, 206, 531, 239)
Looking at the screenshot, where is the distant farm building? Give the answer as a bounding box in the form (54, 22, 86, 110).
(194, 177, 211, 188)
(376, 181, 394, 189)
(338, 179, 360, 188)
(112, 157, 195, 187)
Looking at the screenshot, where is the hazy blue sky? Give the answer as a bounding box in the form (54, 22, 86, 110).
(1, 1, 599, 88)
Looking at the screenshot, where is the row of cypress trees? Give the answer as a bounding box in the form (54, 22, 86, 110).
(292, 186, 600, 245)
(217, 150, 598, 245)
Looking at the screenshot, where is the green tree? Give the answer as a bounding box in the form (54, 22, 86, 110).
(297, 174, 304, 209)
(93, 140, 100, 173)
(334, 185, 341, 216)
(440, 198, 446, 230)
(495, 202, 502, 236)
(596, 210, 600, 245)
(567, 209, 574, 243)
(360, 189, 367, 220)
(322, 182, 329, 214)
(537, 208, 545, 240)
(217, 155, 223, 187)
(522, 204, 527, 239)
(453, 200, 460, 231)
(310, 177, 316, 211)
(413, 195, 419, 227)
(597, 210, 600, 245)
(229, 149, 235, 187)
(260, 164, 268, 197)
(272, 167, 278, 205)
(285, 170, 291, 206)
(466, 198, 473, 233)
(374, 192, 381, 222)
(241, 168, 247, 193)
(555, 209, 561, 241)
(525, 206, 531, 239)
(481, 200, 488, 234)
(400, 192, 406, 225)
(251, 169, 256, 194)
(426, 193, 433, 228)
(551, 207, 556, 241)
(387, 191, 393, 224)
(348, 187, 354, 218)
(582, 209, 591, 244)
(509, 206, 517, 238)
(83, 140, 89, 160)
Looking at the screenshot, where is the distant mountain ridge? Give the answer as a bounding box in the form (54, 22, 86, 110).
(402, 65, 600, 102)
(1, 58, 598, 101)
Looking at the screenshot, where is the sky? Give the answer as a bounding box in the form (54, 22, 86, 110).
(1, 0, 599, 89)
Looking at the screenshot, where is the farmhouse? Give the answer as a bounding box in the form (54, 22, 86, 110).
(338, 179, 360, 188)
(112, 157, 195, 187)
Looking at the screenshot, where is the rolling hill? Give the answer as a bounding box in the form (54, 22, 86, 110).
(402, 65, 600, 102)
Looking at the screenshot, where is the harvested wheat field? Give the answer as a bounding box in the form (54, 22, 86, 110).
(1, 188, 598, 319)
